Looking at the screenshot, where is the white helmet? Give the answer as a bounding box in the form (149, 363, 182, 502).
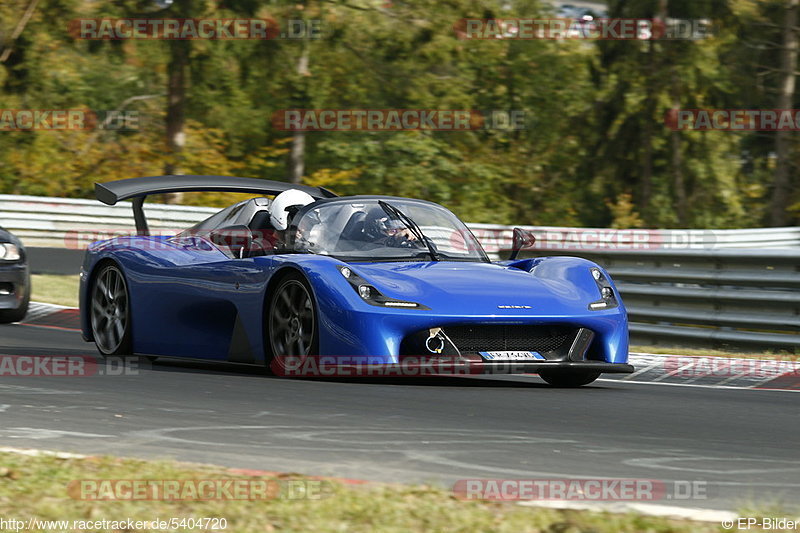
(270, 189, 315, 230)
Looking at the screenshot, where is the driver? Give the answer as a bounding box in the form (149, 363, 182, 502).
(263, 189, 316, 250)
(363, 206, 418, 247)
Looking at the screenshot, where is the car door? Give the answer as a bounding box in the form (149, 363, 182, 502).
(129, 204, 270, 361)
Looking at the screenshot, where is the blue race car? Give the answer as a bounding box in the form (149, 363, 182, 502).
(79, 175, 632, 386)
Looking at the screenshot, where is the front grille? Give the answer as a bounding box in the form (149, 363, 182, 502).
(443, 324, 578, 354)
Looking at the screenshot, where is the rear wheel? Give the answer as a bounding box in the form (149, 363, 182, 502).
(538, 370, 600, 388)
(267, 273, 317, 372)
(90, 264, 132, 356)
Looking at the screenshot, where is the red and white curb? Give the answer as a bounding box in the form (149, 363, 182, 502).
(607, 353, 800, 391)
(18, 302, 80, 331)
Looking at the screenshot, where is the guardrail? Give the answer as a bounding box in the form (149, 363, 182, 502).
(469, 224, 800, 253)
(3, 194, 800, 250)
(0, 194, 217, 248)
(518, 248, 800, 352)
(2, 194, 799, 352)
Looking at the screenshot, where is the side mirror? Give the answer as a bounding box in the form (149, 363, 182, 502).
(209, 225, 253, 258)
(508, 227, 536, 260)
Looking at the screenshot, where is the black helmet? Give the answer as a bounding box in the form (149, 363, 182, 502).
(364, 207, 404, 241)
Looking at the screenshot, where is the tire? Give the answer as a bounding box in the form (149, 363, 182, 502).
(538, 370, 601, 388)
(0, 278, 30, 324)
(266, 272, 318, 373)
(89, 263, 133, 356)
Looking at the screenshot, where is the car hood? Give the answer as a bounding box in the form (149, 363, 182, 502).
(351, 260, 602, 316)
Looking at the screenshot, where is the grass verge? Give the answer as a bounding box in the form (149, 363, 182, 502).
(0, 451, 725, 533)
(30, 274, 80, 308)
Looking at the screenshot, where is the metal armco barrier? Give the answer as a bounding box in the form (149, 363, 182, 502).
(519, 248, 800, 352)
(0, 194, 217, 248)
(2, 194, 799, 352)
(3, 194, 799, 250)
(468, 224, 800, 252)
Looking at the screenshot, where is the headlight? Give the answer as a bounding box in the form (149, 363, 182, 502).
(339, 266, 429, 310)
(0, 243, 21, 261)
(358, 285, 372, 299)
(588, 267, 618, 310)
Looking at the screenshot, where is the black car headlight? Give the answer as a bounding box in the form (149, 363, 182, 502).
(588, 267, 618, 310)
(339, 266, 429, 309)
(0, 243, 21, 262)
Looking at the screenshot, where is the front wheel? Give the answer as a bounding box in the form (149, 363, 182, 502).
(90, 264, 132, 356)
(538, 370, 601, 388)
(266, 273, 318, 373)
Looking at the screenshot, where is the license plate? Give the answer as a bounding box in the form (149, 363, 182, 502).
(479, 351, 545, 361)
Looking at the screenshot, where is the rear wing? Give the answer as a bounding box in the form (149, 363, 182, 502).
(95, 175, 337, 236)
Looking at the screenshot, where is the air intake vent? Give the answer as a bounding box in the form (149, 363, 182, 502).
(443, 324, 578, 354)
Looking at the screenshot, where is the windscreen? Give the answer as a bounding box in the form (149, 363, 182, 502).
(291, 199, 488, 262)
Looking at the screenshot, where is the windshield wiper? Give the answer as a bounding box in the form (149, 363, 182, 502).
(378, 200, 440, 262)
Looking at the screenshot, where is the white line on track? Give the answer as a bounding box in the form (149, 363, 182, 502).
(0, 446, 86, 458)
(518, 500, 737, 523)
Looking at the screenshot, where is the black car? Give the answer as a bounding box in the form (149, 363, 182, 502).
(0, 227, 30, 323)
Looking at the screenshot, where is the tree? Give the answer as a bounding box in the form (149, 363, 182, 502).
(769, 0, 798, 225)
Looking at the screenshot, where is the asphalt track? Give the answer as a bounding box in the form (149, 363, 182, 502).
(0, 322, 798, 512)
